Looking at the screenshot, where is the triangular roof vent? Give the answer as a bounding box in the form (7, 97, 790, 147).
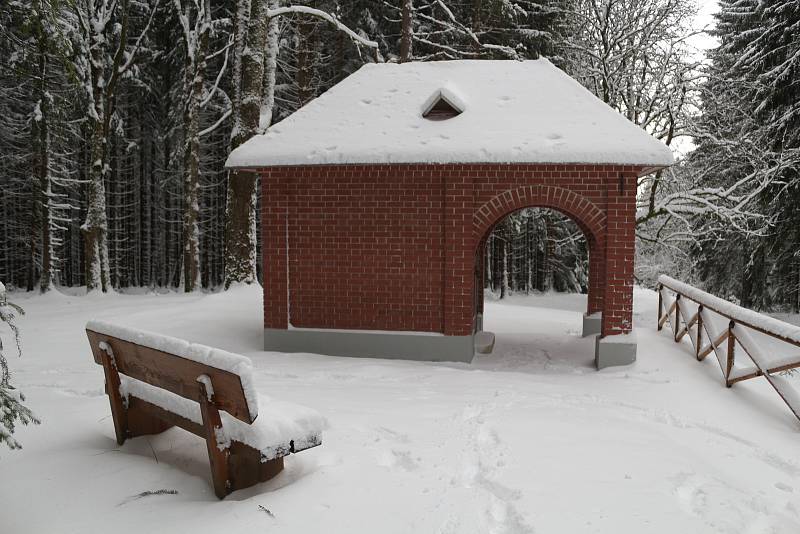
(422, 88, 464, 121)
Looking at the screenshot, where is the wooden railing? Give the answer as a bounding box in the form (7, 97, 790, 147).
(657, 275, 800, 424)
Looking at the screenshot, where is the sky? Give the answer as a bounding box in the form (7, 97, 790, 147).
(689, 0, 721, 59)
(672, 1, 720, 156)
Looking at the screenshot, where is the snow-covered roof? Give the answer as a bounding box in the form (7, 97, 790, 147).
(225, 59, 675, 169)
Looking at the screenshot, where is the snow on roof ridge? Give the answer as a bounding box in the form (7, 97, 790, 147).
(226, 59, 675, 169)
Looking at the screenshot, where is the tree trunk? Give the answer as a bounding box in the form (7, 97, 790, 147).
(230, 0, 252, 136)
(400, 0, 413, 62)
(471, 0, 482, 56)
(225, 0, 276, 288)
(30, 0, 53, 293)
(262, 2, 280, 129)
(296, 9, 318, 108)
(83, 22, 111, 293)
(84, 114, 110, 293)
(181, 13, 211, 292)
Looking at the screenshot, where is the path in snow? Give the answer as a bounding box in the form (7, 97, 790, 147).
(1, 286, 799, 534)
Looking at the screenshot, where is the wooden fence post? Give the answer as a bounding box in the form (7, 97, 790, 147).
(726, 321, 736, 387)
(696, 305, 704, 360)
(657, 284, 663, 331)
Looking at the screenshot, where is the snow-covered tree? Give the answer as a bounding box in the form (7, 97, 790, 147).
(566, 0, 707, 229)
(676, 0, 800, 310)
(173, 0, 222, 292)
(224, 1, 379, 288)
(225, 0, 277, 288)
(0, 281, 40, 450)
(72, 0, 159, 292)
(0, 0, 77, 293)
(2, 0, 796, 315)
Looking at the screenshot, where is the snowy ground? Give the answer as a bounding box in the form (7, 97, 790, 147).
(2, 286, 799, 534)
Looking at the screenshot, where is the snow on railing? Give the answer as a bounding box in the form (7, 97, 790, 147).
(657, 275, 800, 425)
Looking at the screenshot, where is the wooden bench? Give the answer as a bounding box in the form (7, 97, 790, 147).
(86, 321, 324, 499)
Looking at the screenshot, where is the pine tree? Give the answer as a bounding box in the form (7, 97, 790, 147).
(0, 281, 40, 450)
(680, 0, 800, 310)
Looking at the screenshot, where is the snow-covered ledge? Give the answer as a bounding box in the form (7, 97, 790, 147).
(582, 312, 602, 337)
(595, 331, 637, 370)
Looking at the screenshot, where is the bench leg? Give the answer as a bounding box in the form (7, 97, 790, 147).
(259, 456, 285, 482)
(228, 443, 285, 492)
(199, 382, 230, 499)
(99, 349, 128, 446)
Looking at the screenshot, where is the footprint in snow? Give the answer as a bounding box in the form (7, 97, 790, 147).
(672, 472, 708, 517)
(375, 448, 419, 471)
(60, 387, 106, 398)
(375, 425, 410, 444)
(486, 492, 535, 534)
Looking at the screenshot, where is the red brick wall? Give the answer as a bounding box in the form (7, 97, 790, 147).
(260, 163, 641, 338)
(261, 165, 446, 332)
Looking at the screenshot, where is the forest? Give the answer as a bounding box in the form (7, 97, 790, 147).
(0, 0, 798, 313)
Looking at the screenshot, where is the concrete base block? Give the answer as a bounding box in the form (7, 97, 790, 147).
(595, 331, 637, 370)
(474, 331, 495, 354)
(265, 328, 475, 363)
(582, 312, 602, 337)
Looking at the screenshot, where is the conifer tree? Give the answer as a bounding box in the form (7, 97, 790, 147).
(0, 281, 40, 450)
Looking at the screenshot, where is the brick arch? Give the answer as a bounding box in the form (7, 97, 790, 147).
(471, 185, 608, 318)
(472, 185, 606, 248)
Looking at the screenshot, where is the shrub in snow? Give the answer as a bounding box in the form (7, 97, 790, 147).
(0, 281, 40, 450)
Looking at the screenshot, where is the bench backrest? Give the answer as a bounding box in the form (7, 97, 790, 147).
(86, 322, 256, 424)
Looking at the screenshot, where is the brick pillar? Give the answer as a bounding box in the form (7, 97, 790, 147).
(472, 238, 487, 332)
(476, 238, 486, 318)
(262, 171, 289, 329)
(443, 169, 474, 336)
(587, 239, 605, 315)
(601, 170, 636, 336)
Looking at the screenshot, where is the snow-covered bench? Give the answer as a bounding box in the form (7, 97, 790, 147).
(85, 321, 325, 499)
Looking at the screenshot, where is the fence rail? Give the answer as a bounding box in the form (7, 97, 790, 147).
(657, 275, 800, 424)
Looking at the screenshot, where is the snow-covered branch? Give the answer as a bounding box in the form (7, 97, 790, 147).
(267, 6, 379, 49)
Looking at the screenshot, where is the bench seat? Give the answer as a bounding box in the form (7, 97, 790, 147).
(120, 375, 324, 459)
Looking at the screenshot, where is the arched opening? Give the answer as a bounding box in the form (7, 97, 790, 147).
(469, 185, 608, 364)
(483, 207, 589, 299)
(473, 207, 598, 367)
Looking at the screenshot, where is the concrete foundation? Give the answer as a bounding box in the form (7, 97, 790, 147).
(595, 331, 637, 370)
(582, 312, 602, 337)
(265, 328, 475, 363)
